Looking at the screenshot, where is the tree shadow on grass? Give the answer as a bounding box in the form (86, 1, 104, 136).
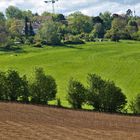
(0, 46, 26, 54)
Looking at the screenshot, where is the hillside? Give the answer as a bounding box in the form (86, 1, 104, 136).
(0, 103, 140, 140)
(0, 41, 140, 106)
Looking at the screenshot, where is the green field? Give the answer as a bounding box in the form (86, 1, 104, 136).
(0, 40, 140, 106)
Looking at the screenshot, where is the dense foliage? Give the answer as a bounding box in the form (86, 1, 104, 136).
(0, 68, 57, 104)
(67, 78, 86, 109)
(1, 6, 140, 48)
(129, 93, 140, 114)
(86, 74, 127, 112)
(0, 68, 139, 114)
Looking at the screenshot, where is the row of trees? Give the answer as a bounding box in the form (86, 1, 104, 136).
(1, 6, 140, 48)
(68, 75, 140, 114)
(0, 68, 139, 114)
(0, 68, 57, 104)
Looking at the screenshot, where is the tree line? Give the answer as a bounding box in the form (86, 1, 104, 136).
(0, 68, 139, 114)
(0, 6, 140, 48)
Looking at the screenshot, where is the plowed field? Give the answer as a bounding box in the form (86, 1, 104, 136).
(0, 103, 140, 140)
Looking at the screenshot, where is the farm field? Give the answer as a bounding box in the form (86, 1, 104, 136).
(0, 40, 140, 106)
(0, 102, 140, 140)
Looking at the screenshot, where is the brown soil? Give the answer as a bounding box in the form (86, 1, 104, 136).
(0, 103, 140, 140)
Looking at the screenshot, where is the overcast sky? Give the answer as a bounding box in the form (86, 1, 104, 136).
(0, 0, 140, 16)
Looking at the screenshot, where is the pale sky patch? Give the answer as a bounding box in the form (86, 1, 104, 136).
(0, 0, 139, 16)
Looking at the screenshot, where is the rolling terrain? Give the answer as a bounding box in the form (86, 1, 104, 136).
(0, 41, 140, 106)
(0, 102, 140, 140)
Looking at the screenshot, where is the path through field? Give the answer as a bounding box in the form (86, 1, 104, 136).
(0, 103, 140, 140)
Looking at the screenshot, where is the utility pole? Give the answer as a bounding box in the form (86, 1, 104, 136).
(44, 0, 58, 14)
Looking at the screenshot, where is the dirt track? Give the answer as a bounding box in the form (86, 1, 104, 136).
(0, 103, 140, 140)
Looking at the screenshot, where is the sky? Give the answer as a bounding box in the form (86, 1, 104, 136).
(0, 0, 140, 16)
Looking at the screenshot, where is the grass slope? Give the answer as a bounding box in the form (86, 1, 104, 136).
(0, 40, 140, 106)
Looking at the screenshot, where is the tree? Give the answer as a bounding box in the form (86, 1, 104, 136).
(105, 17, 129, 41)
(19, 75, 30, 103)
(6, 6, 23, 19)
(126, 20, 138, 38)
(24, 17, 29, 37)
(8, 19, 24, 42)
(6, 70, 24, 101)
(0, 12, 6, 22)
(67, 78, 86, 109)
(68, 12, 92, 35)
(92, 16, 103, 25)
(37, 20, 61, 45)
(0, 20, 10, 48)
(53, 14, 66, 22)
(22, 10, 33, 21)
(29, 21, 35, 36)
(99, 11, 112, 31)
(126, 9, 133, 17)
(0, 72, 8, 101)
(87, 74, 127, 113)
(92, 23, 104, 38)
(31, 68, 57, 104)
(130, 93, 140, 114)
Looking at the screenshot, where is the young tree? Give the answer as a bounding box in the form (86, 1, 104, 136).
(6, 70, 23, 101)
(37, 20, 61, 45)
(87, 74, 127, 113)
(92, 23, 104, 38)
(67, 78, 86, 109)
(31, 68, 57, 104)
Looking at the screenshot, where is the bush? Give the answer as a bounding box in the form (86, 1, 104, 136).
(37, 21, 61, 45)
(79, 33, 95, 42)
(64, 35, 85, 44)
(111, 34, 120, 42)
(67, 78, 86, 109)
(131, 31, 140, 41)
(33, 42, 42, 48)
(130, 93, 140, 114)
(87, 74, 127, 113)
(19, 75, 30, 103)
(6, 70, 29, 102)
(31, 68, 57, 104)
(0, 71, 8, 101)
(57, 98, 62, 107)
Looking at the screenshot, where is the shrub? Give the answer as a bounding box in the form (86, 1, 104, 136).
(64, 35, 85, 44)
(130, 93, 140, 114)
(37, 21, 61, 45)
(79, 33, 95, 42)
(111, 33, 120, 42)
(87, 74, 127, 113)
(131, 31, 140, 41)
(19, 75, 30, 103)
(6, 70, 30, 102)
(33, 42, 42, 48)
(31, 68, 57, 104)
(0, 71, 8, 101)
(67, 78, 86, 109)
(57, 98, 62, 107)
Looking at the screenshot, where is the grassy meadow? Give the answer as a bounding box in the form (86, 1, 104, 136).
(0, 40, 140, 107)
